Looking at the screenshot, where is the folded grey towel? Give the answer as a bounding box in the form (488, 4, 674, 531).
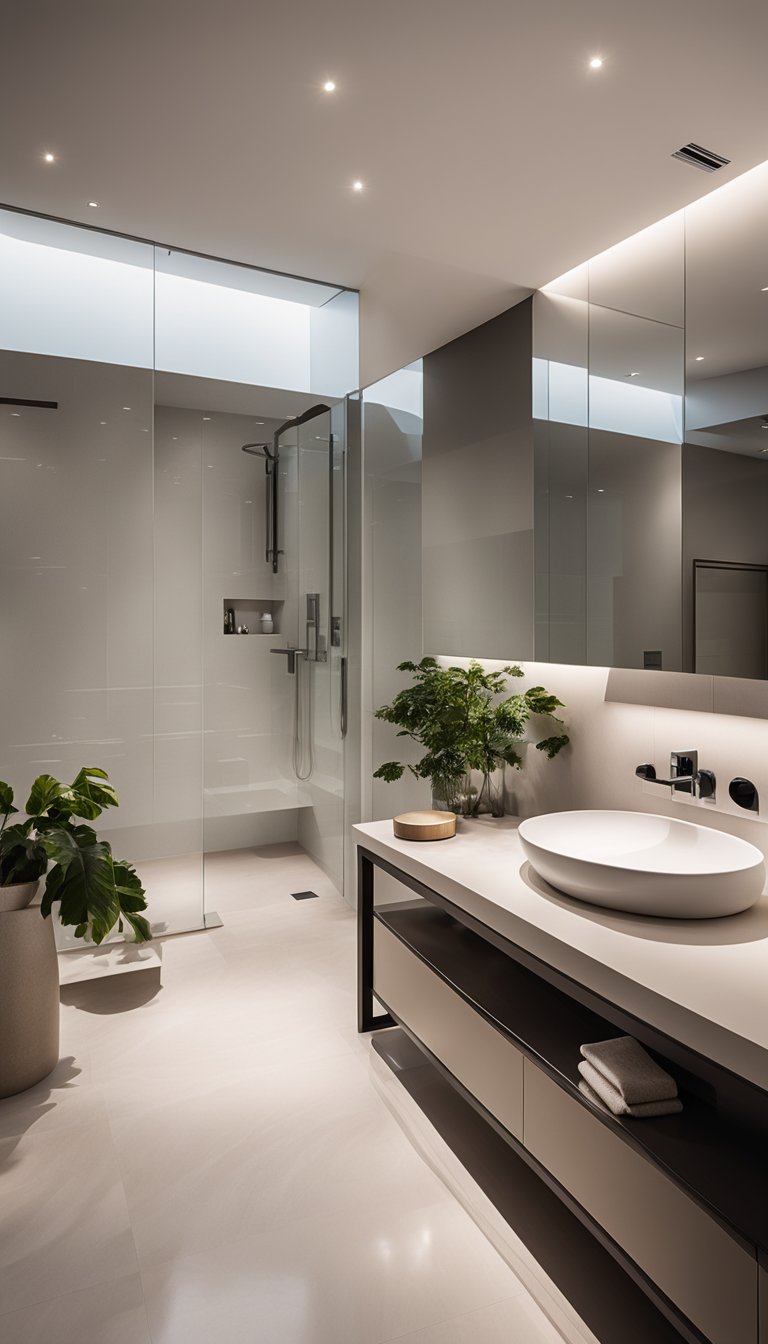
(578, 1060, 683, 1118)
(579, 1078, 611, 1112)
(580, 1035, 678, 1105)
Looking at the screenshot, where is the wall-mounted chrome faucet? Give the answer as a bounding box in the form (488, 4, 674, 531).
(636, 751, 716, 802)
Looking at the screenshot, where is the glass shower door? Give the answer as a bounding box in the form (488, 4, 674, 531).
(290, 403, 346, 894)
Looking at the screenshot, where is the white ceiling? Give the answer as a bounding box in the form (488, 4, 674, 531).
(3, 0, 768, 381)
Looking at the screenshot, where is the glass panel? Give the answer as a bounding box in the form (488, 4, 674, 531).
(587, 307, 683, 670)
(362, 364, 424, 820)
(533, 279, 589, 665)
(695, 564, 768, 678)
(0, 347, 165, 942)
(295, 406, 345, 891)
(683, 160, 768, 677)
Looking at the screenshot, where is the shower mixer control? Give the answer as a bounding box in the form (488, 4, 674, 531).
(305, 593, 327, 663)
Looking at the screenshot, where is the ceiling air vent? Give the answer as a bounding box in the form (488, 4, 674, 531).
(671, 142, 731, 173)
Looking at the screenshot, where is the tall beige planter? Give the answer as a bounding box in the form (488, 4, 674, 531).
(0, 902, 59, 1098)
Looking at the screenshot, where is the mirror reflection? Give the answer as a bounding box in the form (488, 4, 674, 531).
(535, 160, 768, 680)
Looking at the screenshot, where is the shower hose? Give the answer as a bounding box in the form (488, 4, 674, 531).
(292, 654, 315, 781)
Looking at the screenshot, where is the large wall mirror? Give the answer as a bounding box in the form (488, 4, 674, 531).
(534, 159, 768, 680)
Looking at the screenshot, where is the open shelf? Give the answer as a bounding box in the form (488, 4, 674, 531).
(374, 900, 768, 1251)
(222, 597, 283, 635)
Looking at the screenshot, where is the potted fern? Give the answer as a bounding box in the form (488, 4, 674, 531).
(374, 658, 568, 817)
(0, 766, 150, 942)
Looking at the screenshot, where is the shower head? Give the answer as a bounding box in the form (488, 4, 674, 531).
(241, 441, 274, 459)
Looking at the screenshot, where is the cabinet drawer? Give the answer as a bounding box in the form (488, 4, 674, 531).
(374, 921, 523, 1140)
(524, 1061, 757, 1344)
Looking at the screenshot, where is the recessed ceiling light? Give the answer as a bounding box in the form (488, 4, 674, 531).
(597, 487, 605, 493)
(762, 286, 768, 292)
(122, 406, 131, 411)
(352, 179, 364, 192)
(43, 152, 55, 163)
(695, 355, 704, 361)
(99, 420, 107, 426)
(626, 371, 640, 378)
(589, 56, 603, 69)
(87, 201, 99, 208)
(10, 411, 20, 417)
(255, 421, 264, 425)
(323, 80, 336, 93)
(202, 415, 211, 421)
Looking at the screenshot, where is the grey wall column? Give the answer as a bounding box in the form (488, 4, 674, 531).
(422, 298, 534, 660)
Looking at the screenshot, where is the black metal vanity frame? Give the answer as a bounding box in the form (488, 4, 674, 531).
(357, 845, 768, 1344)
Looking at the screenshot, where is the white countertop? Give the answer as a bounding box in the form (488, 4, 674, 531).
(354, 817, 768, 1092)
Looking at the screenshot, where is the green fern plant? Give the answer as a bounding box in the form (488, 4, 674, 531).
(0, 767, 151, 943)
(374, 658, 568, 815)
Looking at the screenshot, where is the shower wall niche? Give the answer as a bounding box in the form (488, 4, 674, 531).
(0, 207, 358, 935)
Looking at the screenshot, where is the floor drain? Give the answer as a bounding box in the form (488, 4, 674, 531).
(291, 890, 319, 900)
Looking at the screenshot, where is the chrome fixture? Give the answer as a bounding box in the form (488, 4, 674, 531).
(241, 403, 330, 573)
(270, 646, 305, 675)
(636, 751, 716, 801)
(304, 592, 327, 663)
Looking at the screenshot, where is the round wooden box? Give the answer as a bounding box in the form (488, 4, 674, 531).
(392, 810, 457, 841)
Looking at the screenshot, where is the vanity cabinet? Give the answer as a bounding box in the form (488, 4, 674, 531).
(358, 842, 767, 1344)
(374, 920, 524, 1142)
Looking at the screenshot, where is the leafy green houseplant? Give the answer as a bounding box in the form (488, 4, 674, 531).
(374, 658, 568, 816)
(0, 767, 151, 943)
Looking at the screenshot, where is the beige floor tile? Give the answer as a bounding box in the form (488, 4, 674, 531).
(141, 1199, 519, 1344)
(381, 1293, 567, 1343)
(112, 1051, 450, 1266)
(0, 1052, 102, 1142)
(0, 1273, 150, 1344)
(0, 1119, 138, 1314)
(4, 846, 583, 1344)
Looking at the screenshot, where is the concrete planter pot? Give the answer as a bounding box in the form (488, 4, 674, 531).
(0, 897, 59, 1098)
(0, 877, 40, 912)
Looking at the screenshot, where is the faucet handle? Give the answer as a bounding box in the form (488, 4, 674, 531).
(635, 764, 657, 781)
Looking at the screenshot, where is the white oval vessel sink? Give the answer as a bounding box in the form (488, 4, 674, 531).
(518, 810, 765, 918)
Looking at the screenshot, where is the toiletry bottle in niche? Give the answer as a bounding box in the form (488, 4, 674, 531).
(224, 607, 235, 634)
(261, 611, 274, 634)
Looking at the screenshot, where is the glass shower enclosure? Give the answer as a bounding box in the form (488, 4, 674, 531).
(0, 207, 358, 942)
(267, 402, 347, 894)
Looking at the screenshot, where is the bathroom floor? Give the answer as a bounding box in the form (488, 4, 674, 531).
(0, 845, 574, 1344)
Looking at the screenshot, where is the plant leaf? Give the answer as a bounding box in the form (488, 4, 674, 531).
(40, 829, 120, 944)
(121, 910, 152, 942)
(114, 859, 151, 941)
(25, 774, 67, 817)
(0, 781, 16, 818)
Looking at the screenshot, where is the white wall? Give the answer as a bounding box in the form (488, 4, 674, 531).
(430, 657, 768, 868)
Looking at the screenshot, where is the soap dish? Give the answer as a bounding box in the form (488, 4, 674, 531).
(393, 810, 456, 841)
